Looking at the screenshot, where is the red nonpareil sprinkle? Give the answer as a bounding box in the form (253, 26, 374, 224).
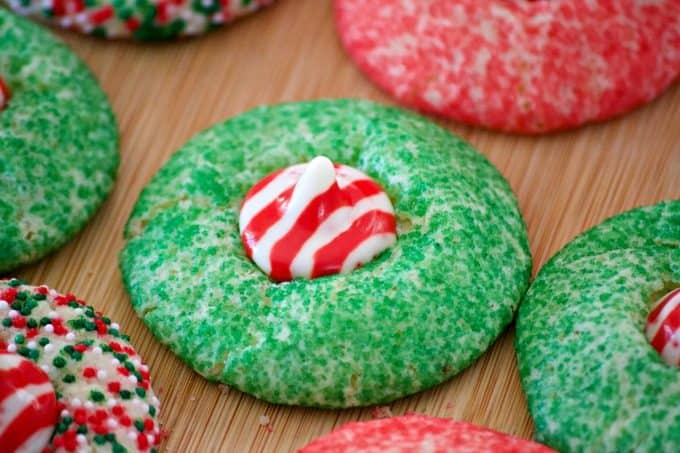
(137, 432, 149, 450)
(119, 415, 132, 427)
(74, 408, 87, 425)
(52, 320, 67, 335)
(93, 424, 109, 435)
(143, 418, 154, 432)
(95, 409, 108, 421)
(108, 381, 121, 393)
(125, 18, 141, 32)
(74, 344, 88, 353)
(117, 366, 130, 377)
(90, 5, 114, 25)
(82, 367, 96, 378)
(12, 316, 27, 328)
(95, 319, 108, 335)
(109, 342, 123, 353)
(155, 1, 170, 24)
(26, 328, 39, 339)
(35, 286, 49, 295)
(54, 296, 68, 306)
(112, 405, 124, 417)
(52, 435, 65, 448)
(62, 430, 77, 451)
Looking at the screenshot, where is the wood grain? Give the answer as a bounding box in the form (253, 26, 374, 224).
(10, 0, 680, 451)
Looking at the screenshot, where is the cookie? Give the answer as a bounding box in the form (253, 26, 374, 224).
(120, 99, 531, 408)
(516, 201, 680, 451)
(0, 10, 119, 273)
(0, 279, 162, 452)
(299, 414, 555, 453)
(334, 0, 680, 133)
(4, 0, 274, 39)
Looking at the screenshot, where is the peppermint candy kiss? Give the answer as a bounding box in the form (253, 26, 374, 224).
(0, 352, 58, 453)
(0, 77, 9, 111)
(646, 288, 680, 366)
(239, 156, 397, 282)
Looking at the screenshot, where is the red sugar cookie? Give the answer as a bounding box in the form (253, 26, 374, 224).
(334, 0, 680, 133)
(299, 414, 555, 452)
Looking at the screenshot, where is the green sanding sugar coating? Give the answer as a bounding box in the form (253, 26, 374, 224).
(0, 10, 119, 273)
(120, 99, 531, 408)
(516, 201, 680, 452)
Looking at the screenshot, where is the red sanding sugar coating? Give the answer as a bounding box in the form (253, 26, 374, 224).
(299, 414, 555, 453)
(334, 0, 680, 133)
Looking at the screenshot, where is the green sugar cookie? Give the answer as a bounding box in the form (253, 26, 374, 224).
(516, 201, 680, 452)
(0, 10, 119, 273)
(120, 99, 531, 408)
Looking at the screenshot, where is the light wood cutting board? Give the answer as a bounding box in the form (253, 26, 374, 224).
(11, 0, 680, 451)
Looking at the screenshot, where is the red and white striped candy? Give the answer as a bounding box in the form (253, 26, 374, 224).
(0, 352, 58, 453)
(240, 156, 397, 282)
(646, 288, 680, 366)
(0, 77, 9, 111)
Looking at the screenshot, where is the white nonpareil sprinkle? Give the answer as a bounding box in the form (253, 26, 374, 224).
(259, 415, 270, 425)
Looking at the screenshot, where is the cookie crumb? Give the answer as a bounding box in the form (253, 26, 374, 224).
(370, 406, 393, 419)
(259, 415, 274, 432)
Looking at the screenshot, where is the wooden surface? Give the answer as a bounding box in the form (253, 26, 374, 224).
(12, 0, 679, 451)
